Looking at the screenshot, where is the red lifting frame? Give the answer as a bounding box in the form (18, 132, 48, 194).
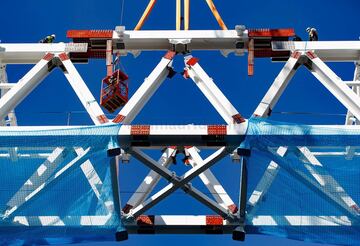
(248, 28, 295, 38)
(67, 30, 114, 39)
(100, 69, 129, 113)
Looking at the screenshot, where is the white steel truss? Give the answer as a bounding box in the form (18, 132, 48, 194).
(0, 45, 249, 236)
(345, 61, 360, 159)
(0, 51, 117, 227)
(0, 64, 17, 126)
(0, 36, 360, 240)
(113, 52, 246, 231)
(0, 64, 18, 162)
(248, 50, 360, 224)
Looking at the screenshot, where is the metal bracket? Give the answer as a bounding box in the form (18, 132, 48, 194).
(115, 26, 126, 38)
(118, 149, 131, 163)
(235, 25, 246, 37)
(169, 39, 191, 54)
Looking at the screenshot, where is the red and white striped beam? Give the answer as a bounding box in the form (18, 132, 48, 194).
(66, 28, 295, 59)
(118, 123, 248, 148)
(124, 215, 240, 234)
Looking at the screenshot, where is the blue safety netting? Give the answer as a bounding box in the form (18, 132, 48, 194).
(0, 119, 360, 245)
(243, 118, 360, 245)
(0, 124, 125, 245)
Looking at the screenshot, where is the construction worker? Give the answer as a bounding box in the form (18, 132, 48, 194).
(306, 27, 318, 41)
(39, 34, 56, 43)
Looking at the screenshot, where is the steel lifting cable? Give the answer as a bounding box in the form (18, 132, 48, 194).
(120, 0, 125, 25)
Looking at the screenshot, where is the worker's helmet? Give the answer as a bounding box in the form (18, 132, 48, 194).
(51, 34, 56, 39)
(306, 27, 311, 33)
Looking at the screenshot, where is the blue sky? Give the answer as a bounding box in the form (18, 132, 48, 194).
(1, 0, 360, 245)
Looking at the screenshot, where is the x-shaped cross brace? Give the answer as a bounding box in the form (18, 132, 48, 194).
(127, 146, 235, 220)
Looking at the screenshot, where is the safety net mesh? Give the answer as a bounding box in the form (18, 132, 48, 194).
(0, 124, 124, 245)
(244, 118, 360, 245)
(0, 119, 359, 245)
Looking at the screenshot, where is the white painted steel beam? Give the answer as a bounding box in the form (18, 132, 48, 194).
(249, 144, 360, 218)
(297, 146, 360, 215)
(0, 57, 51, 121)
(253, 52, 301, 117)
(0, 153, 51, 159)
(11, 215, 239, 233)
(250, 215, 353, 226)
(247, 146, 287, 217)
(11, 215, 352, 228)
(2, 122, 360, 147)
(2, 146, 113, 220)
(114, 53, 173, 124)
(251, 53, 360, 221)
(185, 56, 241, 124)
(124, 215, 237, 226)
(1, 147, 80, 218)
(76, 147, 104, 201)
(4, 148, 70, 212)
(345, 81, 360, 87)
(0, 83, 16, 89)
(312, 151, 360, 156)
(118, 124, 247, 148)
(0, 64, 18, 161)
(272, 41, 360, 61)
(60, 55, 108, 125)
(129, 148, 176, 179)
(345, 62, 360, 158)
(2, 147, 93, 218)
(185, 185, 233, 219)
(306, 52, 360, 121)
(187, 147, 237, 213)
(13, 215, 113, 226)
(0, 65, 6, 84)
(123, 147, 176, 212)
(265, 148, 360, 219)
(0, 43, 88, 64)
(119, 124, 248, 136)
(345, 62, 360, 126)
(112, 29, 248, 52)
(1, 40, 360, 63)
(111, 54, 174, 212)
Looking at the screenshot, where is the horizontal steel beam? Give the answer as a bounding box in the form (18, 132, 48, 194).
(0, 43, 88, 64)
(124, 215, 239, 234)
(0, 122, 360, 147)
(0, 83, 16, 89)
(2, 40, 360, 64)
(272, 41, 360, 61)
(345, 81, 360, 86)
(118, 124, 247, 148)
(106, 30, 247, 52)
